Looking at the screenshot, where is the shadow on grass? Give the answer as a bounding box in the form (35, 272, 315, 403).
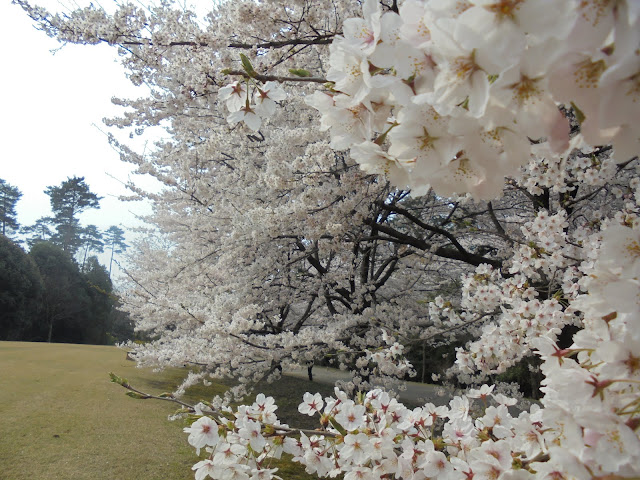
(135, 367, 336, 430)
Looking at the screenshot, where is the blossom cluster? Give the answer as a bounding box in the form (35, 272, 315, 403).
(534, 223, 640, 478)
(183, 222, 640, 480)
(452, 210, 582, 377)
(219, 80, 287, 131)
(305, 0, 639, 199)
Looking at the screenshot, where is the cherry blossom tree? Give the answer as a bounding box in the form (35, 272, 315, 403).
(18, 0, 640, 478)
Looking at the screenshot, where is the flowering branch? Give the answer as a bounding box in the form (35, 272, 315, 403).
(227, 35, 335, 50)
(109, 372, 195, 410)
(223, 70, 328, 84)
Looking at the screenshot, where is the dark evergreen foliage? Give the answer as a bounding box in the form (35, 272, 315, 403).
(0, 179, 132, 345)
(0, 236, 43, 340)
(0, 179, 22, 237)
(44, 176, 102, 256)
(29, 242, 91, 342)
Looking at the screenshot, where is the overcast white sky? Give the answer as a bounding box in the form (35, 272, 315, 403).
(1, 0, 161, 253)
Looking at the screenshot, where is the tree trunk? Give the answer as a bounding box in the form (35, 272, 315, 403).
(47, 318, 54, 343)
(109, 245, 115, 278)
(81, 245, 88, 272)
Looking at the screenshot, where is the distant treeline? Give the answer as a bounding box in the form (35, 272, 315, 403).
(0, 176, 133, 344)
(0, 235, 133, 344)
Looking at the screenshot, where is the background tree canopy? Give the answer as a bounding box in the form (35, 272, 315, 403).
(0, 179, 22, 237)
(0, 235, 43, 340)
(0, 176, 133, 345)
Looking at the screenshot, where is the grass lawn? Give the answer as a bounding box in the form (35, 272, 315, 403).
(0, 341, 333, 480)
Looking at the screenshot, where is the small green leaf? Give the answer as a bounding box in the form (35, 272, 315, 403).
(288, 68, 312, 77)
(109, 372, 128, 386)
(185, 414, 202, 424)
(240, 54, 256, 77)
(329, 417, 347, 436)
(374, 121, 398, 146)
(158, 392, 174, 398)
(570, 102, 586, 125)
(221, 68, 232, 75)
(126, 391, 149, 400)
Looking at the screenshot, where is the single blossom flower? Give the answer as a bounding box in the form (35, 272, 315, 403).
(219, 81, 248, 112)
(254, 81, 286, 117)
(184, 416, 219, 454)
(228, 103, 262, 131)
(299, 392, 324, 416)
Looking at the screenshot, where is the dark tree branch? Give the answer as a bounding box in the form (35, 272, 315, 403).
(228, 35, 335, 50)
(487, 201, 509, 240)
(224, 70, 328, 84)
(365, 220, 502, 269)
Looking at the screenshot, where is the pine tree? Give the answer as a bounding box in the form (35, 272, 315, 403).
(21, 217, 54, 248)
(44, 176, 101, 256)
(104, 226, 128, 277)
(79, 225, 104, 271)
(0, 179, 22, 237)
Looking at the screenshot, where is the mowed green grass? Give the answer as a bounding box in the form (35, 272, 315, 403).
(0, 341, 332, 480)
